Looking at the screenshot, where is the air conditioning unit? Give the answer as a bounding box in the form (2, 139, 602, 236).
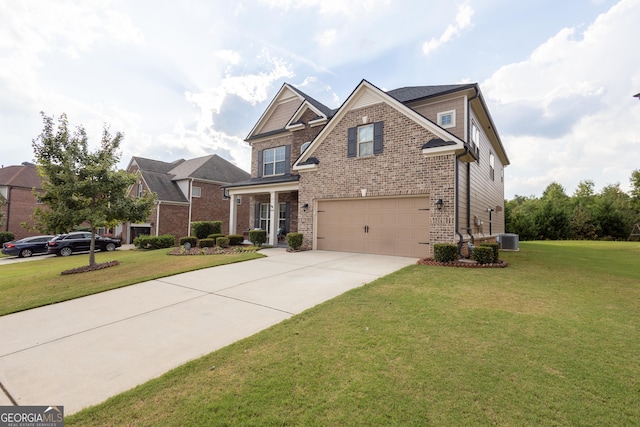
(497, 233, 519, 251)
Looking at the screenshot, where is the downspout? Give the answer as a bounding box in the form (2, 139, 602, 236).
(155, 201, 161, 237)
(455, 152, 465, 257)
(4, 186, 12, 232)
(466, 89, 480, 251)
(187, 179, 193, 237)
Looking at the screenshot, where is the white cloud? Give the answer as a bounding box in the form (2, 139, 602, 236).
(483, 0, 640, 197)
(422, 2, 473, 56)
(258, 0, 389, 16)
(217, 50, 241, 65)
(315, 28, 337, 48)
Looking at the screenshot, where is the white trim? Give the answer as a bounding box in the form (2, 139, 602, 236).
(437, 110, 456, 129)
(421, 146, 459, 157)
(294, 163, 318, 172)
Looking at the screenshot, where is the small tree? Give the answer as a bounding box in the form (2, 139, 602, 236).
(0, 194, 6, 228)
(32, 113, 155, 267)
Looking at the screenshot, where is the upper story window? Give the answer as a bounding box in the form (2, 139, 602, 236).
(192, 186, 201, 198)
(358, 124, 374, 157)
(137, 182, 143, 197)
(263, 146, 287, 176)
(489, 152, 495, 181)
(300, 141, 311, 154)
(471, 123, 480, 149)
(347, 121, 383, 158)
(437, 110, 456, 129)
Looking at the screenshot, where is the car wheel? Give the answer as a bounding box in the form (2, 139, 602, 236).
(105, 242, 116, 252)
(60, 247, 73, 257)
(20, 249, 33, 258)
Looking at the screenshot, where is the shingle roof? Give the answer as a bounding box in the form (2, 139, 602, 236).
(132, 157, 185, 174)
(288, 85, 336, 118)
(422, 138, 457, 149)
(225, 174, 300, 189)
(386, 84, 475, 103)
(140, 170, 189, 203)
(168, 155, 250, 183)
(0, 164, 42, 189)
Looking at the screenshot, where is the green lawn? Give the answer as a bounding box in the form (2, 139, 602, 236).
(0, 249, 264, 316)
(64, 241, 640, 426)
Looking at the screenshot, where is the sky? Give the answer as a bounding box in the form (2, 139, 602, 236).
(1, 0, 639, 199)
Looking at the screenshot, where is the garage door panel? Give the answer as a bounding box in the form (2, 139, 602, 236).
(317, 197, 430, 258)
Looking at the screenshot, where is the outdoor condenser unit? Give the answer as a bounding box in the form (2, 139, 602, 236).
(497, 233, 519, 251)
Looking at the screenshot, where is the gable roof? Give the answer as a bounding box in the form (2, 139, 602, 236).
(131, 155, 250, 203)
(246, 83, 335, 142)
(0, 164, 42, 189)
(294, 79, 467, 169)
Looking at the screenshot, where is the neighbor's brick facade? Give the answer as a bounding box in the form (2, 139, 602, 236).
(1, 187, 44, 240)
(297, 102, 457, 256)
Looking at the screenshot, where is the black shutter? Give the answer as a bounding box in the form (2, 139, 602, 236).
(284, 145, 291, 175)
(373, 121, 383, 154)
(347, 127, 357, 157)
(257, 149, 263, 178)
(254, 203, 260, 229)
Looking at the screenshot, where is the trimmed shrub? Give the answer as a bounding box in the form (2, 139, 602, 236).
(0, 232, 15, 244)
(471, 246, 494, 264)
(434, 243, 458, 263)
(479, 242, 500, 263)
(207, 233, 225, 241)
(216, 237, 230, 248)
(199, 238, 215, 248)
(191, 221, 222, 239)
(287, 232, 303, 250)
(228, 234, 244, 245)
(133, 234, 175, 249)
(179, 236, 198, 247)
(249, 229, 267, 247)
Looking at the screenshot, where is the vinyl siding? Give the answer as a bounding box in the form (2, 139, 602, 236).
(411, 97, 465, 141)
(258, 99, 301, 134)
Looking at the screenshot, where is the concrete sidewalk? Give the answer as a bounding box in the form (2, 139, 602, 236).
(0, 249, 417, 415)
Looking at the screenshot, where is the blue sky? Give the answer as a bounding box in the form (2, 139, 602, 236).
(1, 0, 639, 199)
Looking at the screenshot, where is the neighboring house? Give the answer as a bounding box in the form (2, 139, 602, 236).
(122, 155, 250, 243)
(225, 80, 509, 258)
(0, 163, 43, 240)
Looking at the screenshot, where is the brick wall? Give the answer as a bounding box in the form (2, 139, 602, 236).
(2, 187, 43, 240)
(297, 102, 457, 256)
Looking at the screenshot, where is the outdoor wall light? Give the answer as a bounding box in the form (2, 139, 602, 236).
(303, 203, 309, 212)
(435, 199, 444, 210)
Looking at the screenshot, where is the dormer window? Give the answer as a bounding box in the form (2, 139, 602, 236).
(301, 141, 311, 154)
(263, 146, 287, 176)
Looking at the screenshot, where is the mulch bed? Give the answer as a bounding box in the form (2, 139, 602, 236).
(61, 260, 120, 275)
(417, 258, 508, 268)
(167, 246, 259, 256)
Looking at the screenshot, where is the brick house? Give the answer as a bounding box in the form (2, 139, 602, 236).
(121, 155, 250, 243)
(0, 163, 43, 240)
(225, 80, 509, 257)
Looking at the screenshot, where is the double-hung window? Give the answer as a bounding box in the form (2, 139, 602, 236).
(357, 124, 374, 157)
(263, 146, 286, 176)
(489, 152, 495, 181)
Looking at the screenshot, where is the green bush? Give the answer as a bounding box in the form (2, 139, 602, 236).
(133, 234, 175, 249)
(471, 246, 494, 264)
(199, 238, 215, 248)
(207, 233, 225, 241)
(216, 237, 230, 248)
(179, 236, 198, 247)
(228, 234, 244, 245)
(434, 243, 458, 263)
(479, 242, 500, 263)
(191, 221, 222, 239)
(286, 232, 303, 250)
(249, 229, 267, 247)
(0, 232, 15, 244)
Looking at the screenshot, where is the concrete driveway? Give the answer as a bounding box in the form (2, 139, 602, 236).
(0, 248, 417, 415)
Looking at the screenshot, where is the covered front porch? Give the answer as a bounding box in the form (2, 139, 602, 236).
(226, 176, 299, 247)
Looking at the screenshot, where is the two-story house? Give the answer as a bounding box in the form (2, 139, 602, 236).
(122, 155, 250, 243)
(225, 80, 508, 258)
(0, 163, 43, 240)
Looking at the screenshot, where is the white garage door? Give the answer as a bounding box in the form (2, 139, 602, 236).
(316, 196, 430, 258)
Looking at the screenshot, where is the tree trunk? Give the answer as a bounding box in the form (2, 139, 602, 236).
(89, 225, 97, 267)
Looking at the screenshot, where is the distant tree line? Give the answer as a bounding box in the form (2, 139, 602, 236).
(505, 170, 640, 241)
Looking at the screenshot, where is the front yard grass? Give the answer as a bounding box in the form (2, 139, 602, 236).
(0, 249, 264, 316)
(66, 241, 640, 426)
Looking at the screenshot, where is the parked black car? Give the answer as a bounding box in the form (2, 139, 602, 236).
(2, 235, 55, 258)
(46, 232, 122, 256)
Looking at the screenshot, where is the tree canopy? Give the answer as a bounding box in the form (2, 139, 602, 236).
(506, 173, 640, 241)
(31, 113, 155, 266)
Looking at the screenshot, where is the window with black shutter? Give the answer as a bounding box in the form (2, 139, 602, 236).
(348, 121, 383, 157)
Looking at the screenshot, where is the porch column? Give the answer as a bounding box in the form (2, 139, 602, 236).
(228, 191, 237, 236)
(269, 191, 278, 246)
